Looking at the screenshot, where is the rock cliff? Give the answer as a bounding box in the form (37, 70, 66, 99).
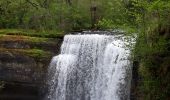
(0, 34, 63, 100)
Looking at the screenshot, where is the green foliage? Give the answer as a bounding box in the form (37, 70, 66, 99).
(96, 18, 115, 29)
(0, 0, 134, 31)
(132, 0, 170, 99)
(135, 37, 170, 100)
(0, 0, 92, 31)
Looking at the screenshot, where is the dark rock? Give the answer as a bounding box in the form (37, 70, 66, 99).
(130, 61, 139, 100)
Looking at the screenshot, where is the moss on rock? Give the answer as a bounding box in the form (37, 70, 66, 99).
(0, 48, 51, 59)
(0, 29, 64, 38)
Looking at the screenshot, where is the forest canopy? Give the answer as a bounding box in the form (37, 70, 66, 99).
(0, 0, 136, 31)
(0, 0, 169, 32)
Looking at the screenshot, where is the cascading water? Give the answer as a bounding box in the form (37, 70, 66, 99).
(47, 33, 134, 100)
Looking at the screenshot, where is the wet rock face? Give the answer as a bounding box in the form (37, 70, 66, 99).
(0, 35, 63, 100)
(0, 52, 46, 100)
(0, 52, 45, 84)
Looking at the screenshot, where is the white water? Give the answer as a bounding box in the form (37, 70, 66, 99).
(47, 34, 133, 100)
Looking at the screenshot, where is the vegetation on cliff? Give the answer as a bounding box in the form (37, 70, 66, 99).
(0, 30, 62, 59)
(132, 0, 170, 100)
(0, 48, 51, 59)
(0, 29, 64, 38)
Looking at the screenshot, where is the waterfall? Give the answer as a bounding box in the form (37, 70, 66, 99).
(47, 34, 134, 100)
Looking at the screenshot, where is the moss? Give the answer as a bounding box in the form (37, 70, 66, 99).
(0, 48, 51, 59)
(0, 29, 64, 38)
(24, 49, 51, 59)
(0, 34, 52, 43)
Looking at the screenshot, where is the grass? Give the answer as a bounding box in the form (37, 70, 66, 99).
(0, 29, 65, 38)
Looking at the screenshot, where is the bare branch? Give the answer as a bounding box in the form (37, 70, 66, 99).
(25, 0, 39, 9)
